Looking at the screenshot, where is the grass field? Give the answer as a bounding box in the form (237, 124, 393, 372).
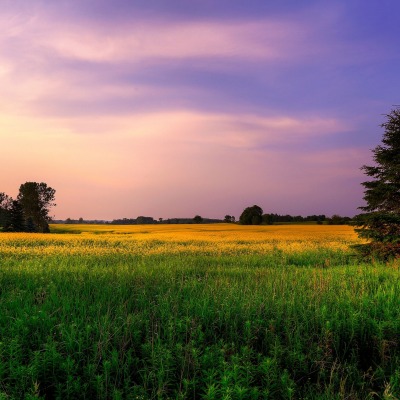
(0, 224, 399, 399)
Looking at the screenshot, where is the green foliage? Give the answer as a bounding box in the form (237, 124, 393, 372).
(239, 205, 263, 225)
(0, 241, 399, 398)
(354, 107, 400, 260)
(354, 212, 400, 243)
(17, 182, 56, 233)
(1, 183, 56, 233)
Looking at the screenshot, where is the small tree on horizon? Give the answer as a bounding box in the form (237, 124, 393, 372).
(193, 215, 203, 224)
(224, 215, 235, 223)
(353, 107, 400, 260)
(239, 205, 263, 225)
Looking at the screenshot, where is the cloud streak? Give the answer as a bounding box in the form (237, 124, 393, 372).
(1, 9, 313, 62)
(1, 1, 399, 218)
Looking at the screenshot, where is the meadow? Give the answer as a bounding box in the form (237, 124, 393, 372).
(0, 224, 399, 399)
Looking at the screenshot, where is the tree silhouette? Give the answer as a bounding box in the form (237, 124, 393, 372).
(6, 200, 26, 232)
(17, 182, 56, 233)
(193, 215, 203, 224)
(354, 107, 400, 260)
(224, 215, 235, 223)
(25, 217, 37, 233)
(239, 205, 263, 225)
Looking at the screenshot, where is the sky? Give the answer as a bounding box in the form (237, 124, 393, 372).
(1, 0, 399, 220)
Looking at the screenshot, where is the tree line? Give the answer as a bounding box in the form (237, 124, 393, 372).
(59, 213, 349, 226)
(60, 216, 226, 225)
(237, 206, 351, 226)
(0, 182, 56, 233)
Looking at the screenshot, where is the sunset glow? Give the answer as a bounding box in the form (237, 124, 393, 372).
(1, 1, 399, 219)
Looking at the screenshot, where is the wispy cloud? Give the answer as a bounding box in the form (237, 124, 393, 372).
(1, 11, 313, 63)
(0, 2, 388, 119)
(1, 1, 398, 218)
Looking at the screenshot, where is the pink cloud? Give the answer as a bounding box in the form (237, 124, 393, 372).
(0, 107, 360, 219)
(45, 19, 311, 63)
(0, 3, 377, 219)
(0, 7, 322, 70)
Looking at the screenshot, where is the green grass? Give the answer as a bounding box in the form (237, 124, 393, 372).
(0, 236, 399, 398)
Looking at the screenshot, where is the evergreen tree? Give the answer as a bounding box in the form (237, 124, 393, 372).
(354, 107, 400, 260)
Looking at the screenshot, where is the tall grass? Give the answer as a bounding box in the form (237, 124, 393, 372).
(0, 225, 399, 399)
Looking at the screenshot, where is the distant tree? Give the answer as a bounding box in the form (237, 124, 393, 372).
(17, 182, 56, 233)
(159, 217, 163, 223)
(78, 217, 84, 223)
(193, 215, 203, 224)
(261, 213, 328, 224)
(353, 107, 400, 260)
(136, 216, 154, 224)
(328, 214, 345, 225)
(111, 218, 137, 225)
(239, 205, 263, 225)
(224, 215, 234, 223)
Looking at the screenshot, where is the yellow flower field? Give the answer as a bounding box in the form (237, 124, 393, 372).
(0, 223, 360, 258)
(1, 223, 399, 399)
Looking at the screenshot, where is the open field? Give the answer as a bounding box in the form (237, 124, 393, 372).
(0, 224, 399, 399)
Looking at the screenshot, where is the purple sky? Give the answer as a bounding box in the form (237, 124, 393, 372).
(1, 0, 399, 219)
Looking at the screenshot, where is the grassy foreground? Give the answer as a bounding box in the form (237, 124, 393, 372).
(0, 224, 399, 399)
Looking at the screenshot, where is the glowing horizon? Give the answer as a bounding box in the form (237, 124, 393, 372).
(1, 1, 399, 220)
